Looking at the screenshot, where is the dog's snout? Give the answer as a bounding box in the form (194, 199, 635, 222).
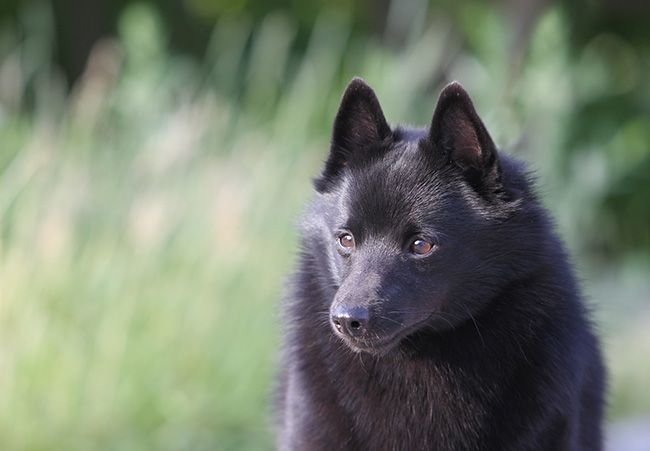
(331, 306, 369, 338)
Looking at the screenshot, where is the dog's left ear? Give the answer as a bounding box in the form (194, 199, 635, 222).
(428, 82, 501, 192)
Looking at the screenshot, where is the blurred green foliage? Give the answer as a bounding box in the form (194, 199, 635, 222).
(1, 0, 648, 261)
(0, 0, 648, 449)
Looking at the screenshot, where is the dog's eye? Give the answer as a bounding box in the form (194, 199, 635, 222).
(410, 238, 434, 256)
(338, 233, 355, 250)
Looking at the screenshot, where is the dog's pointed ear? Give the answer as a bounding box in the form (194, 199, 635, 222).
(314, 78, 391, 192)
(429, 82, 500, 188)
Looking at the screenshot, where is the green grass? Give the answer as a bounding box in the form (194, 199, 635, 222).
(0, 120, 306, 450)
(0, 3, 648, 450)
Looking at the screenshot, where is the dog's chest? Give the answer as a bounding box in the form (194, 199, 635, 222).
(336, 357, 490, 450)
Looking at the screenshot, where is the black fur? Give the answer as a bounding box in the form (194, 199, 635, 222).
(275, 78, 605, 451)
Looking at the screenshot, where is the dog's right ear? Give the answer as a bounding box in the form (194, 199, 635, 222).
(314, 78, 391, 193)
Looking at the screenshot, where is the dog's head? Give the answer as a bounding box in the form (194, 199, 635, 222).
(310, 78, 541, 355)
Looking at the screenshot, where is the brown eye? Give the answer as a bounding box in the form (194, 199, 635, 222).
(338, 233, 355, 250)
(410, 238, 434, 256)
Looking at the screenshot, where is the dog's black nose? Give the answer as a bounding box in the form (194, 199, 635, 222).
(331, 306, 369, 337)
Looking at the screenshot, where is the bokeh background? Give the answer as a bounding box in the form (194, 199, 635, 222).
(0, 0, 648, 449)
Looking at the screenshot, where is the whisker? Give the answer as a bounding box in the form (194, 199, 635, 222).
(459, 304, 486, 348)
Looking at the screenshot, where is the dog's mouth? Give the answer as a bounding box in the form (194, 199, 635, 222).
(339, 315, 434, 355)
(343, 335, 402, 355)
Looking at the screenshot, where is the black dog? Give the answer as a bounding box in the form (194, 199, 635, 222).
(275, 78, 605, 450)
